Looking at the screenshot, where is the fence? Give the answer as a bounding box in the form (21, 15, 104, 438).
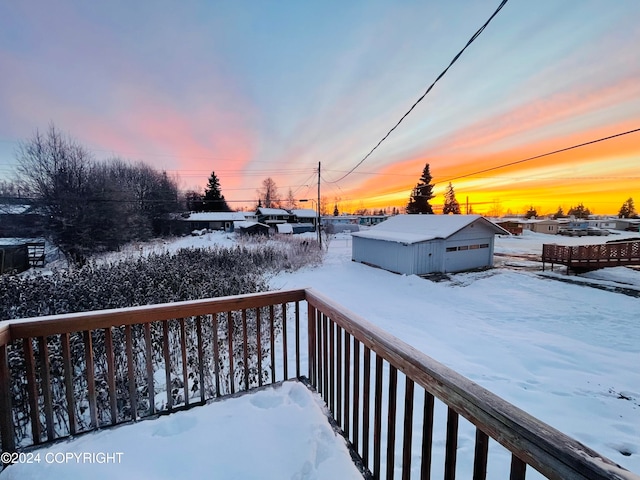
(0, 289, 634, 479)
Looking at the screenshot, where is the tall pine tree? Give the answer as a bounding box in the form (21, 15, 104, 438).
(202, 171, 231, 212)
(442, 182, 461, 214)
(406, 164, 434, 214)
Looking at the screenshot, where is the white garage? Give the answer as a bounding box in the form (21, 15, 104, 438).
(351, 215, 509, 275)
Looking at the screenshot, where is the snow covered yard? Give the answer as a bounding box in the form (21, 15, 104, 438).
(2, 229, 639, 478)
(271, 230, 640, 474)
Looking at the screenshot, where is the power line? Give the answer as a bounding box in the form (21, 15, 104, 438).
(335, 126, 640, 203)
(327, 0, 509, 184)
(434, 127, 640, 186)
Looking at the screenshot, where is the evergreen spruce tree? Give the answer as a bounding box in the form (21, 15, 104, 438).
(406, 164, 434, 214)
(618, 198, 636, 218)
(333, 204, 339, 216)
(202, 171, 231, 212)
(442, 182, 461, 214)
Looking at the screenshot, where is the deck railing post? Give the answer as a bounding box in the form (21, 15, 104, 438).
(0, 344, 15, 455)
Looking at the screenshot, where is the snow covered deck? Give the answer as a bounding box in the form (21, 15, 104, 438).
(0, 288, 636, 479)
(0, 381, 363, 480)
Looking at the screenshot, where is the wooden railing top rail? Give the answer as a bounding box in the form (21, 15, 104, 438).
(0, 288, 306, 345)
(305, 288, 635, 480)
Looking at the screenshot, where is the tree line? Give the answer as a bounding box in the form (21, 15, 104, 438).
(10, 125, 181, 262)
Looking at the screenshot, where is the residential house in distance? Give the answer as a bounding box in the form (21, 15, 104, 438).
(181, 211, 246, 233)
(288, 208, 317, 233)
(495, 219, 524, 236)
(352, 214, 509, 275)
(525, 218, 559, 235)
(256, 208, 292, 228)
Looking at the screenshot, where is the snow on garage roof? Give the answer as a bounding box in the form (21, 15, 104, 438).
(351, 214, 509, 244)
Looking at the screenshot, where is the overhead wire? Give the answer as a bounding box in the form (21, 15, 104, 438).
(433, 127, 640, 186)
(336, 126, 640, 203)
(326, 0, 509, 185)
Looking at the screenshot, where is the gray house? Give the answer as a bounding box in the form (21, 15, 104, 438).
(351, 214, 509, 275)
(182, 212, 246, 233)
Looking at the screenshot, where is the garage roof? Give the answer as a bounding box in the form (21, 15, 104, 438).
(351, 215, 509, 244)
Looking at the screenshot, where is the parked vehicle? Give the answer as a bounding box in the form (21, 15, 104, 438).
(586, 227, 610, 236)
(558, 228, 588, 237)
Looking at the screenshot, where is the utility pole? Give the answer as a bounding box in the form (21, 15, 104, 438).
(317, 161, 322, 248)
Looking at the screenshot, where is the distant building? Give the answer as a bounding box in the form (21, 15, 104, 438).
(180, 211, 246, 233)
(352, 215, 509, 275)
(256, 208, 292, 227)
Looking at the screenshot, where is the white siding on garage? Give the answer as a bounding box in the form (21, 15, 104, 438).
(352, 237, 412, 274)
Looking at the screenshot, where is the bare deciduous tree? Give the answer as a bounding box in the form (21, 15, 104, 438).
(258, 177, 281, 208)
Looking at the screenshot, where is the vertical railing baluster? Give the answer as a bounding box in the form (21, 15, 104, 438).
(509, 454, 527, 480)
(24, 338, 41, 444)
(227, 312, 234, 394)
(421, 391, 435, 479)
(401, 378, 414, 480)
(444, 407, 459, 480)
(343, 332, 351, 438)
(213, 314, 221, 394)
(0, 344, 15, 454)
(61, 333, 76, 435)
(256, 309, 262, 388)
(103, 328, 118, 425)
(329, 318, 335, 415)
(196, 317, 205, 403)
(162, 320, 172, 409)
(179, 318, 190, 405)
(323, 314, 329, 405)
(336, 326, 342, 427)
(353, 340, 360, 451)
(387, 365, 398, 480)
(126, 325, 137, 420)
(144, 323, 154, 415)
(269, 305, 276, 384)
(38, 336, 54, 440)
(363, 346, 371, 469)
(281, 303, 288, 379)
(295, 301, 301, 378)
(473, 428, 489, 480)
(84, 331, 98, 429)
(307, 303, 316, 386)
(373, 354, 383, 478)
(316, 311, 322, 392)
(242, 309, 249, 391)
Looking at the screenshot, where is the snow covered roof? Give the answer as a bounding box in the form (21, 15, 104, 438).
(257, 207, 290, 216)
(290, 208, 317, 218)
(276, 223, 294, 233)
(0, 204, 32, 215)
(352, 214, 509, 244)
(234, 221, 269, 229)
(184, 212, 246, 222)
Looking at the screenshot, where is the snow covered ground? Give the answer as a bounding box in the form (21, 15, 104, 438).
(4, 228, 639, 478)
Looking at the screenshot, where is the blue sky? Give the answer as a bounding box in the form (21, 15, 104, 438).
(1, 1, 638, 213)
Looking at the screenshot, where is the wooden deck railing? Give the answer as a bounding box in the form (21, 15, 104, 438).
(543, 241, 640, 271)
(0, 289, 635, 479)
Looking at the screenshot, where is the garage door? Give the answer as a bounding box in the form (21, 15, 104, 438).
(443, 240, 491, 272)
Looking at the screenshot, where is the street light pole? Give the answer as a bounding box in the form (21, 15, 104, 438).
(298, 198, 321, 248)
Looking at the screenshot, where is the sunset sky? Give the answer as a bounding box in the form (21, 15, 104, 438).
(0, 1, 638, 215)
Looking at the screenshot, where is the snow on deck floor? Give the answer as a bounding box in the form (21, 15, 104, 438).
(0, 381, 362, 480)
